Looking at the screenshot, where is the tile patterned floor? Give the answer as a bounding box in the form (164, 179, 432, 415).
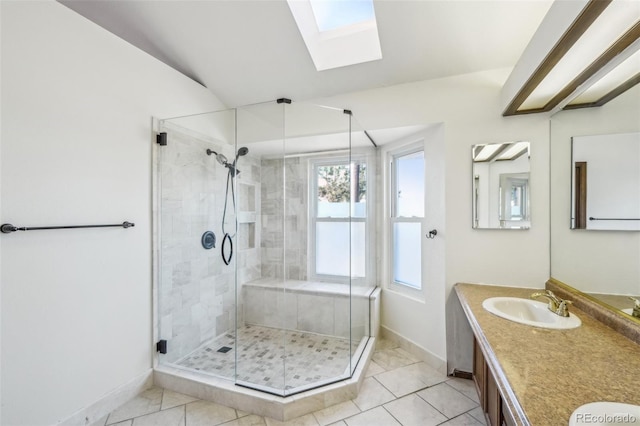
(176, 325, 359, 391)
(94, 339, 487, 426)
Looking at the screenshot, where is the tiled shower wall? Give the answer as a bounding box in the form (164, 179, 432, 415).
(260, 157, 308, 280)
(255, 155, 373, 343)
(157, 125, 261, 364)
(259, 152, 377, 287)
(243, 283, 371, 340)
(157, 129, 374, 364)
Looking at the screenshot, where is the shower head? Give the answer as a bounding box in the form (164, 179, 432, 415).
(207, 148, 244, 177)
(228, 147, 248, 176)
(206, 149, 228, 166)
(216, 153, 228, 166)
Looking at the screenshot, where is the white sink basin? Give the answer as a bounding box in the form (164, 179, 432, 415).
(482, 297, 581, 329)
(569, 402, 640, 425)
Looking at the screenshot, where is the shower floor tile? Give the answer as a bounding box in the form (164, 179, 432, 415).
(175, 325, 359, 391)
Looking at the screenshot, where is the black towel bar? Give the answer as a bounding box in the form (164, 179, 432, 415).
(1, 221, 135, 234)
(589, 217, 640, 221)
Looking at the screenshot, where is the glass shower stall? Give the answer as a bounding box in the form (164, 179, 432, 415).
(154, 99, 376, 396)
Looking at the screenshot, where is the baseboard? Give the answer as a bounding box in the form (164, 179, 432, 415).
(57, 370, 153, 426)
(380, 325, 447, 374)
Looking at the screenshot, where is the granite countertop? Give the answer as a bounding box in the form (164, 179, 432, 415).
(455, 283, 640, 426)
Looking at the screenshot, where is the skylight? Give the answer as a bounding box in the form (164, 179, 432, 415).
(309, 0, 375, 32)
(287, 0, 382, 71)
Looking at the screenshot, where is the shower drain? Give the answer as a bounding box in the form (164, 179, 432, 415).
(217, 346, 232, 353)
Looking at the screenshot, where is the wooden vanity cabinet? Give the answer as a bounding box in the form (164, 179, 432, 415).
(486, 369, 502, 425)
(473, 337, 515, 426)
(472, 337, 486, 407)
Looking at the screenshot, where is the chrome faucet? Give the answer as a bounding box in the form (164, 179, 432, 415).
(530, 290, 572, 317)
(629, 297, 640, 319)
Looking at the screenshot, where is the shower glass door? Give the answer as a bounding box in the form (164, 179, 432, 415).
(156, 108, 239, 380)
(283, 101, 354, 394)
(235, 100, 289, 393)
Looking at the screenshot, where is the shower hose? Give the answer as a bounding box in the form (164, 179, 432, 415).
(221, 167, 235, 266)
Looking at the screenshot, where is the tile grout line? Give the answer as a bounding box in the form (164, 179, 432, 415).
(414, 390, 451, 421)
(370, 374, 394, 394)
(343, 378, 440, 425)
(361, 370, 482, 425)
(380, 404, 403, 426)
(442, 379, 480, 405)
(412, 379, 480, 421)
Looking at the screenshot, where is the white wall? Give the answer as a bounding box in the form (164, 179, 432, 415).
(551, 84, 640, 295)
(572, 132, 640, 231)
(1, 1, 223, 424)
(312, 68, 550, 370)
(376, 125, 446, 369)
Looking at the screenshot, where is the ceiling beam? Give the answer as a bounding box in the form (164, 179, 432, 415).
(542, 21, 640, 112)
(502, 0, 611, 116)
(564, 71, 640, 110)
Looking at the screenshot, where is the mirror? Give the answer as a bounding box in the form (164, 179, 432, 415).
(472, 141, 530, 229)
(551, 83, 640, 315)
(571, 132, 640, 230)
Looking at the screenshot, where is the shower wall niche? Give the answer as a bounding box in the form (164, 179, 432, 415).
(154, 100, 377, 396)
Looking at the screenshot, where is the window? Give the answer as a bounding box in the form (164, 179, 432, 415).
(286, 0, 382, 71)
(390, 148, 425, 290)
(311, 157, 367, 280)
(309, 0, 375, 32)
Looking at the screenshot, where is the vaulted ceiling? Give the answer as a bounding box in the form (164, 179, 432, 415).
(59, 0, 554, 108)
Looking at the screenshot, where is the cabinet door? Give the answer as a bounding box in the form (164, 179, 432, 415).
(486, 369, 501, 426)
(472, 337, 486, 409)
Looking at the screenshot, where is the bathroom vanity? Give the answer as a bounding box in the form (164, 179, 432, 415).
(473, 336, 516, 426)
(455, 283, 640, 426)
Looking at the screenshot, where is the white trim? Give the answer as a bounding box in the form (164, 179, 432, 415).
(378, 136, 426, 301)
(308, 154, 371, 284)
(57, 370, 154, 426)
(387, 143, 426, 296)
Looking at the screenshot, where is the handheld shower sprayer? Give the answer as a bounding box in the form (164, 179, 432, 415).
(206, 147, 248, 177)
(236, 146, 249, 160)
(227, 147, 248, 176)
(205, 146, 251, 264)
